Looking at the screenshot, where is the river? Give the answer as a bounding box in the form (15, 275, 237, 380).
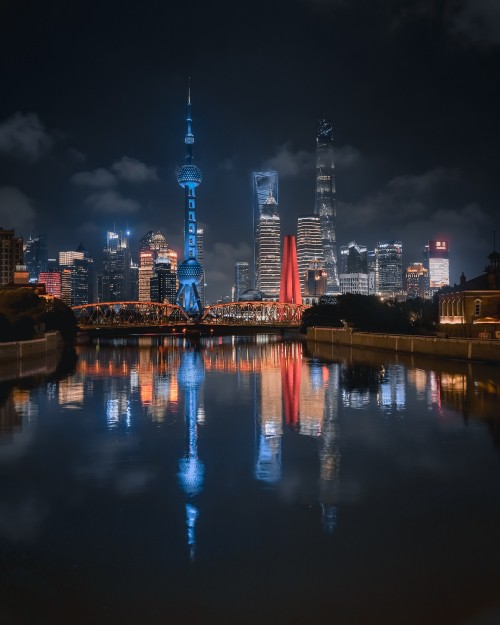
(1, 334, 499, 624)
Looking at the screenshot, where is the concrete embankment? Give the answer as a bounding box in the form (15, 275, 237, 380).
(307, 327, 500, 364)
(0, 331, 64, 381)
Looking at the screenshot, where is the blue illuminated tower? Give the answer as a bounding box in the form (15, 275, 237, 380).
(175, 85, 204, 315)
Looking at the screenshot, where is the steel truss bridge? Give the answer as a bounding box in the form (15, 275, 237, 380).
(72, 301, 306, 328)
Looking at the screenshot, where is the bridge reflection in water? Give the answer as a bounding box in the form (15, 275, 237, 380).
(72, 300, 307, 330)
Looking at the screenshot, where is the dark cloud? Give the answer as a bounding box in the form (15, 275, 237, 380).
(204, 241, 252, 290)
(111, 156, 158, 183)
(264, 143, 315, 178)
(0, 112, 53, 161)
(448, 0, 500, 45)
(84, 190, 140, 215)
(0, 186, 35, 229)
(71, 168, 117, 189)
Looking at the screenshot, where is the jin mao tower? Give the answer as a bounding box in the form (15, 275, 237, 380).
(314, 119, 339, 292)
(175, 86, 204, 315)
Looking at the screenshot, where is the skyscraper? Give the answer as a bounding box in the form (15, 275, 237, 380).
(256, 189, 281, 299)
(234, 262, 250, 300)
(253, 171, 278, 286)
(405, 262, 428, 299)
(100, 230, 131, 302)
(339, 241, 369, 295)
(175, 86, 203, 315)
(138, 231, 169, 302)
(24, 234, 48, 282)
(297, 215, 323, 295)
(0, 228, 23, 287)
(314, 119, 338, 293)
(424, 240, 449, 295)
(375, 241, 403, 298)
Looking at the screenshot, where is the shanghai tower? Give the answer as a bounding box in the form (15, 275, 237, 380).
(175, 85, 204, 315)
(314, 119, 339, 292)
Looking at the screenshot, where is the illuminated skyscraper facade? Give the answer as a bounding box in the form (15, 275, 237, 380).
(314, 119, 338, 293)
(138, 231, 169, 302)
(234, 261, 250, 300)
(24, 234, 48, 282)
(100, 230, 131, 302)
(405, 262, 428, 299)
(375, 240, 403, 298)
(253, 171, 278, 286)
(256, 189, 281, 299)
(297, 215, 323, 295)
(196, 228, 205, 307)
(424, 240, 449, 295)
(339, 241, 369, 295)
(176, 88, 203, 315)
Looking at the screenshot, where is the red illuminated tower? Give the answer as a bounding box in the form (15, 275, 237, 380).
(279, 235, 302, 304)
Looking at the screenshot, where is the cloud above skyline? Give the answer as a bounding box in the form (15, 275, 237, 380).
(0, 186, 36, 229)
(0, 112, 53, 161)
(84, 190, 141, 215)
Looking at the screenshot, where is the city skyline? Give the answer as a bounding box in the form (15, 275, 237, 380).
(1, 0, 499, 301)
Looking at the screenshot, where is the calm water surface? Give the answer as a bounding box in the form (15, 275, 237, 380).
(1, 335, 500, 625)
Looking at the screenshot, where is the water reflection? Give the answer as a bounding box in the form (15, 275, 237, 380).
(1, 336, 499, 554)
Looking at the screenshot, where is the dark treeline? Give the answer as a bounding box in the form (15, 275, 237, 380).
(0, 289, 77, 343)
(301, 293, 439, 335)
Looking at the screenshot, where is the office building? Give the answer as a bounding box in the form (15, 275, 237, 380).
(39, 270, 61, 298)
(150, 258, 177, 303)
(253, 171, 278, 286)
(100, 230, 131, 302)
(297, 215, 323, 295)
(138, 230, 169, 302)
(375, 241, 403, 298)
(405, 262, 428, 299)
(339, 241, 369, 295)
(305, 261, 328, 297)
(314, 119, 338, 292)
(0, 228, 23, 287)
(24, 234, 48, 282)
(424, 240, 449, 295)
(256, 189, 281, 299)
(235, 262, 250, 300)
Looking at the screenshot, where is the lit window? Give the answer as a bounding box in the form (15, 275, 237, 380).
(474, 299, 481, 316)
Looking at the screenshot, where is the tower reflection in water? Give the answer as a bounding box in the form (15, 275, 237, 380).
(177, 348, 205, 560)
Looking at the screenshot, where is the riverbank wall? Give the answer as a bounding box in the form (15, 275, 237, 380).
(307, 327, 500, 363)
(0, 331, 64, 381)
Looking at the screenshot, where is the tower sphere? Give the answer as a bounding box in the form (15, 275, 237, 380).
(177, 258, 204, 284)
(177, 164, 202, 188)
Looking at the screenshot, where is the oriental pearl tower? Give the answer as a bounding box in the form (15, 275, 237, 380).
(175, 84, 204, 315)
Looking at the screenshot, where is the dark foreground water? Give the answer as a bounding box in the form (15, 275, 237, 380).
(1, 335, 500, 625)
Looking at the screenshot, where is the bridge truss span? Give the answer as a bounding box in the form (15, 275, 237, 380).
(72, 301, 189, 327)
(201, 301, 307, 326)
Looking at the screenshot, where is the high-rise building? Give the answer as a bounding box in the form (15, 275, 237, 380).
(375, 241, 403, 298)
(305, 261, 328, 297)
(256, 189, 281, 299)
(253, 171, 278, 286)
(175, 87, 204, 315)
(424, 240, 449, 295)
(297, 215, 323, 295)
(339, 241, 369, 295)
(314, 119, 338, 292)
(60, 268, 72, 306)
(100, 230, 131, 302)
(138, 231, 169, 302)
(0, 228, 23, 287)
(24, 234, 48, 282)
(58, 245, 94, 305)
(150, 258, 177, 304)
(367, 250, 376, 295)
(39, 270, 61, 298)
(405, 262, 428, 299)
(234, 262, 250, 300)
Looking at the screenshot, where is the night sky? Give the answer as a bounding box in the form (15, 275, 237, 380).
(0, 0, 499, 301)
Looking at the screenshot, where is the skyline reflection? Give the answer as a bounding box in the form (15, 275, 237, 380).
(0, 336, 499, 552)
